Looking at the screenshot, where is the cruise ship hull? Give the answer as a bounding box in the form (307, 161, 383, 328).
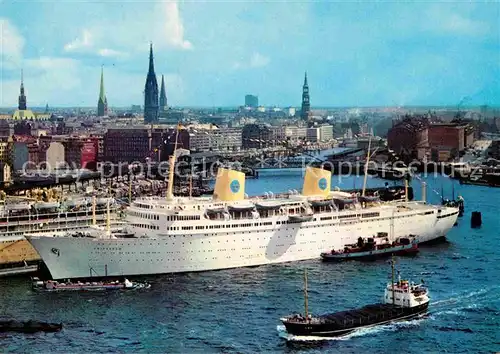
(0, 212, 121, 269)
(27, 205, 459, 280)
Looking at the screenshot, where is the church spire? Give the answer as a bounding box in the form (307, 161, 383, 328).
(301, 71, 310, 121)
(144, 43, 159, 123)
(97, 66, 108, 117)
(159, 74, 167, 111)
(18, 69, 27, 110)
(148, 42, 155, 74)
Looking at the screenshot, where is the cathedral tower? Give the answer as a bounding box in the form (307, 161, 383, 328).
(159, 74, 168, 111)
(144, 43, 159, 123)
(97, 66, 108, 117)
(300, 72, 310, 121)
(18, 70, 27, 110)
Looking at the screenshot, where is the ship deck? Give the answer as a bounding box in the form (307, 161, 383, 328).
(319, 303, 406, 325)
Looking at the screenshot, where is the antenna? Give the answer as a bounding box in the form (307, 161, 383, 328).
(362, 134, 372, 197)
(391, 255, 395, 306)
(304, 269, 309, 320)
(166, 123, 181, 200)
(92, 195, 96, 226)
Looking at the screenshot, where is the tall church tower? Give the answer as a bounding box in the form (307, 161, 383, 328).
(159, 74, 167, 111)
(300, 72, 310, 121)
(144, 43, 159, 123)
(97, 66, 108, 117)
(18, 70, 27, 110)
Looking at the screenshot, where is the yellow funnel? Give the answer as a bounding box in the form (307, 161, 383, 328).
(302, 167, 331, 197)
(213, 168, 245, 202)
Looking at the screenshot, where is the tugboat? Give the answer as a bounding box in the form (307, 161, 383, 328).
(320, 233, 419, 262)
(280, 257, 429, 338)
(32, 277, 150, 292)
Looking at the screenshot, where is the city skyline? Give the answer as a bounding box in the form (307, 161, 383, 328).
(1, 1, 499, 108)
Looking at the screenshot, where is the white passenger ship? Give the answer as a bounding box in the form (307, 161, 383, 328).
(27, 165, 459, 280)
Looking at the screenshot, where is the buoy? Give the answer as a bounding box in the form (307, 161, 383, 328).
(471, 211, 482, 228)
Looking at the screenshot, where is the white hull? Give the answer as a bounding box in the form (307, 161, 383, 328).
(27, 203, 459, 279)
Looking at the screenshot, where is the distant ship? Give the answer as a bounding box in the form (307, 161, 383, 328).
(280, 259, 429, 338)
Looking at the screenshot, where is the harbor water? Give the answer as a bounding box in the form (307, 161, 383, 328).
(0, 171, 499, 353)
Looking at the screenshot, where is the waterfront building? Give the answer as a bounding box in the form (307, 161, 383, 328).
(0, 121, 11, 137)
(245, 94, 259, 108)
(284, 126, 307, 142)
(97, 67, 108, 117)
(104, 128, 151, 164)
(144, 44, 159, 123)
(428, 123, 469, 161)
(306, 127, 320, 143)
(242, 124, 273, 149)
(387, 117, 430, 161)
(489, 140, 500, 159)
(318, 124, 334, 142)
(301, 72, 311, 121)
(189, 126, 241, 152)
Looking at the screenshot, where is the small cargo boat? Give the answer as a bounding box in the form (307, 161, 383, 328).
(32, 278, 150, 292)
(321, 233, 418, 262)
(0, 319, 62, 333)
(280, 258, 429, 338)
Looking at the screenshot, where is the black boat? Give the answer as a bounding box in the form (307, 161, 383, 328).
(0, 319, 62, 333)
(280, 258, 429, 338)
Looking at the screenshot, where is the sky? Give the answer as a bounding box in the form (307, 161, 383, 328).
(0, 1, 499, 108)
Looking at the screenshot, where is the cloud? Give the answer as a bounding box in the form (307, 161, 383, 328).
(232, 52, 270, 70)
(425, 7, 489, 36)
(62, 1, 193, 55)
(0, 18, 25, 67)
(98, 48, 128, 58)
(64, 29, 93, 52)
(440, 13, 489, 35)
(1, 57, 82, 107)
(249, 52, 270, 68)
(162, 1, 193, 50)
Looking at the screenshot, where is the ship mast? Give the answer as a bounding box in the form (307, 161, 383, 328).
(92, 195, 96, 226)
(391, 254, 395, 306)
(128, 171, 133, 205)
(304, 269, 309, 320)
(166, 123, 181, 201)
(361, 134, 372, 197)
(105, 197, 111, 238)
(189, 174, 193, 199)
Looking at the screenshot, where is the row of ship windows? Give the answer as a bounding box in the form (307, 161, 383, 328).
(130, 211, 201, 221)
(171, 221, 274, 231)
(131, 224, 160, 230)
(130, 211, 160, 220)
(164, 215, 419, 233)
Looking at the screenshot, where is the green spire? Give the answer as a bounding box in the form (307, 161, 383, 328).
(99, 66, 106, 102)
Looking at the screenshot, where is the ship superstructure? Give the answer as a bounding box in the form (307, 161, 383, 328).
(0, 189, 122, 272)
(27, 167, 459, 280)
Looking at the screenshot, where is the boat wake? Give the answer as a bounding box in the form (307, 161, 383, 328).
(277, 316, 427, 342)
(431, 285, 499, 316)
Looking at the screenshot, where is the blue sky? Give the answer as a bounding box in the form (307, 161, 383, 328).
(0, 1, 499, 108)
